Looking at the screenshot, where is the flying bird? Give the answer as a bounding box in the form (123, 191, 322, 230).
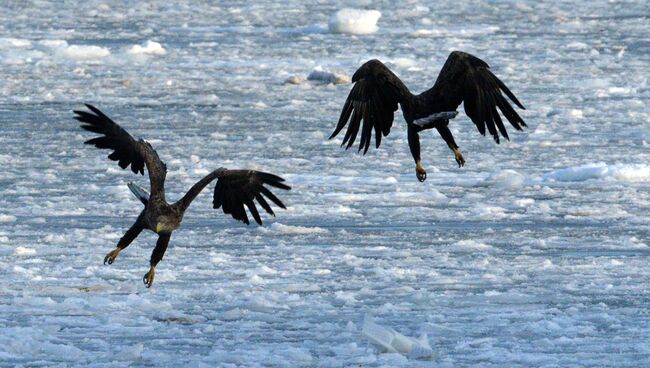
(74, 104, 291, 287)
(330, 51, 527, 182)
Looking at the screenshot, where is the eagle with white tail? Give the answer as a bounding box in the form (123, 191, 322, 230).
(330, 51, 527, 182)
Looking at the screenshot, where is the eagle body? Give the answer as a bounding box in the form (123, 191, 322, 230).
(143, 197, 182, 233)
(331, 51, 527, 182)
(74, 105, 290, 287)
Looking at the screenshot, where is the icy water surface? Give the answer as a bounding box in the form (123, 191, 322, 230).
(1, 1, 650, 367)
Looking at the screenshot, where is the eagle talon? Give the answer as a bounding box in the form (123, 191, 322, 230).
(415, 162, 427, 182)
(104, 248, 121, 265)
(417, 171, 427, 182)
(143, 267, 155, 288)
(453, 149, 465, 168)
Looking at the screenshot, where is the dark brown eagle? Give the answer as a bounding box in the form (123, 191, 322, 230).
(74, 104, 290, 287)
(330, 51, 527, 182)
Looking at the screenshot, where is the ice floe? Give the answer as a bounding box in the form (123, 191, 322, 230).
(127, 40, 167, 56)
(542, 163, 650, 182)
(361, 315, 434, 359)
(54, 43, 111, 60)
(307, 68, 351, 84)
(328, 8, 381, 35)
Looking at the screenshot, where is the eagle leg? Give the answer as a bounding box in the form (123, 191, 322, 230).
(143, 233, 171, 288)
(408, 125, 427, 182)
(453, 148, 465, 168)
(434, 124, 465, 168)
(104, 212, 145, 265)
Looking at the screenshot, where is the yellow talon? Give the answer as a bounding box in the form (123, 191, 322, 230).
(453, 148, 465, 167)
(415, 161, 427, 182)
(104, 248, 121, 265)
(143, 267, 156, 288)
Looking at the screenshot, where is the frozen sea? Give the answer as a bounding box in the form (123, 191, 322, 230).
(1, 1, 650, 367)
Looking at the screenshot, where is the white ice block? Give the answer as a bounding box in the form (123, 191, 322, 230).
(328, 8, 381, 35)
(361, 315, 435, 359)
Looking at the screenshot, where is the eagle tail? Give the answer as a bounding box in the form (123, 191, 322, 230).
(127, 182, 149, 206)
(413, 111, 459, 128)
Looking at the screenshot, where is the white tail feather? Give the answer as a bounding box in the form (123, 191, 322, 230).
(127, 182, 149, 205)
(413, 111, 459, 127)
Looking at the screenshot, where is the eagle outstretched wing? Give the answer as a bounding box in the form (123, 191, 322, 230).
(213, 170, 291, 225)
(73, 104, 168, 198)
(330, 59, 411, 154)
(425, 51, 526, 143)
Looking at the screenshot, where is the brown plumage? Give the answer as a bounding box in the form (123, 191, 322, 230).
(330, 51, 527, 182)
(74, 104, 290, 287)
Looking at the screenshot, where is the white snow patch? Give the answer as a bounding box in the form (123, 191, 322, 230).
(412, 26, 500, 37)
(209, 132, 228, 140)
(267, 223, 329, 235)
(329, 8, 381, 35)
(481, 169, 526, 189)
(127, 40, 166, 56)
(55, 43, 110, 60)
(543, 163, 650, 182)
(514, 198, 535, 208)
(388, 57, 416, 68)
(13, 247, 36, 256)
(328, 189, 447, 205)
(249, 274, 266, 285)
(0, 38, 32, 48)
(473, 205, 507, 219)
(454, 239, 494, 252)
(392, 190, 447, 204)
(0, 214, 16, 223)
(569, 109, 584, 118)
(37, 39, 68, 49)
(566, 41, 589, 50)
(607, 86, 635, 95)
(248, 265, 278, 278)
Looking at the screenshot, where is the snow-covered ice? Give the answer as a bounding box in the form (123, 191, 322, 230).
(307, 67, 351, 84)
(55, 43, 111, 60)
(362, 315, 435, 359)
(542, 162, 650, 182)
(1, 1, 650, 367)
(328, 8, 382, 35)
(127, 40, 167, 56)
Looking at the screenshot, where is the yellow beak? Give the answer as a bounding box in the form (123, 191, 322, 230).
(156, 223, 163, 233)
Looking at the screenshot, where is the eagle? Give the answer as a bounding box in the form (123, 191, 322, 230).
(330, 51, 527, 182)
(74, 104, 291, 287)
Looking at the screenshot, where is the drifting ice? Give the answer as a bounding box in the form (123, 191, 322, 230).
(307, 68, 351, 84)
(128, 40, 167, 56)
(328, 8, 381, 35)
(361, 315, 435, 359)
